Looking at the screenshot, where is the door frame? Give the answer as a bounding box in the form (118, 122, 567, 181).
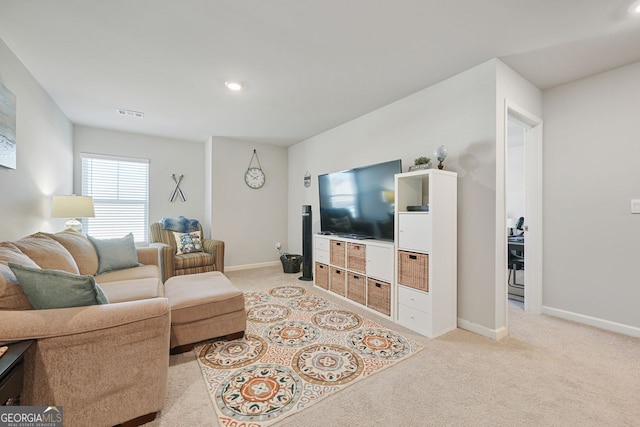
(505, 101, 543, 315)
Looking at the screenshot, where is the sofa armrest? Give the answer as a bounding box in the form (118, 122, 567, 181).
(0, 298, 170, 343)
(136, 246, 160, 267)
(0, 299, 171, 426)
(203, 238, 225, 273)
(149, 242, 175, 282)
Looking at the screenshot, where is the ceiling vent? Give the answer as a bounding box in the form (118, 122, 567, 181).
(116, 108, 144, 118)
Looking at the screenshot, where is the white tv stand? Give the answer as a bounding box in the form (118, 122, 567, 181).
(313, 234, 394, 319)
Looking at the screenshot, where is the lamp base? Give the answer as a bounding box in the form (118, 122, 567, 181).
(64, 219, 83, 232)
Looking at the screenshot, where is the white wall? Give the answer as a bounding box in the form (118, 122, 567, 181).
(543, 60, 640, 332)
(289, 60, 501, 334)
(210, 137, 288, 268)
(0, 38, 73, 240)
(73, 126, 206, 238)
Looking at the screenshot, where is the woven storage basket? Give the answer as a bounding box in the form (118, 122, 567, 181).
(315, 263, 329, 290)
(347, 272, 366, 305)
(367, 278, 391, 315)
(329, 267, 346, 296)
(397, 250, 429, 292)
(330, 240, 346, 267)
(347, 243, 366, 273)
(280, 254, 302, 273)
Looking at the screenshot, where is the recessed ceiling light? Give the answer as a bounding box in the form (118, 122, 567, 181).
(116, 108, 144, 118)
(629, 0, 640, 13)
(225, 81, 244, 91)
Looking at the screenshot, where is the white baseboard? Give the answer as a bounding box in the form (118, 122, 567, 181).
(542, 306, 640, 338)
(457, 318, 507, 340)
(224, 261, 280, 272)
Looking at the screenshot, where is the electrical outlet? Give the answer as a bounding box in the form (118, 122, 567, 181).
(275, 242, 281, 250)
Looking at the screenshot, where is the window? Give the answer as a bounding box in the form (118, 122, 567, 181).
(81, 153, 149, 243)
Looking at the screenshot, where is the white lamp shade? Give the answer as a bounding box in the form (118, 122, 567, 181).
(506, 218, 517, 229)
(51, 195, 95, 219)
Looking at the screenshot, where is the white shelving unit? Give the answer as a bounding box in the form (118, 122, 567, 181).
(314, 234, 394, 319)
(394, 169, 457, 338)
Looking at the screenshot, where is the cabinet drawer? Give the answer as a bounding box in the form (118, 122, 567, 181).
(367, 278, 391, 316)
(347, 243, 366, 273)
(398, 285, 431, 313)
(397, 251, 429, 292)
(397, 303, 432, 336)
(346, 272, 366, 305)
(315, 263, 329, 290)
(330, 240, 346, 267)
(398, 213, 432, 252)
(315, 237, 329, 251)
(316, 250, 329, 264)
(329, 267, 346, 296)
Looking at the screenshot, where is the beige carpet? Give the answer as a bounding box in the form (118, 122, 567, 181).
(146, 266, 640, 427)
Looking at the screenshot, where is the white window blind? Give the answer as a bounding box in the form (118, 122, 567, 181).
(81, 153, 149, 243)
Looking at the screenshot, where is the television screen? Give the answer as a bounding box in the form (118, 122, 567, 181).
(318, 159, 401, 241)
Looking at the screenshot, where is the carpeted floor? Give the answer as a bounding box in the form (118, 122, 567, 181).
(146, 266, 640, 427)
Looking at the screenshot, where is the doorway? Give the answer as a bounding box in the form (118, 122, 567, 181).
(506, 119, 526, 306)
(506, 103, 543, 315)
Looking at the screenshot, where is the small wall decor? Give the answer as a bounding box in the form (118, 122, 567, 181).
(244, 149, 265, 189)
(304, 171, 311, 188)
(0, 83, 17, 169)
(169, 174, 186, 202)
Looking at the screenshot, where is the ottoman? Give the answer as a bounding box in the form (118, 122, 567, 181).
(164, 271, 246, 353)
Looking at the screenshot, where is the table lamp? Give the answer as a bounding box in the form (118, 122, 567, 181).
(506, 218, 516, 236)
(51, 195, 95, 232)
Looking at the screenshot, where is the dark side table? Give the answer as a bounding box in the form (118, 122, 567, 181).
(0, 340, 35, 406)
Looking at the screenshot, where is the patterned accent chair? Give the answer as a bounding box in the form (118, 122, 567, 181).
(150, 222, 224, 281)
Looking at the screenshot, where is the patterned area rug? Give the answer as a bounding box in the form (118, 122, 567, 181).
(194, 285, 422, 426)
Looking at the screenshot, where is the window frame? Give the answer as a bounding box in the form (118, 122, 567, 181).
(80, 152, 150, 244)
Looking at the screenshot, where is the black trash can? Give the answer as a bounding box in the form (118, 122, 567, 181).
(280, 254, 302, 274)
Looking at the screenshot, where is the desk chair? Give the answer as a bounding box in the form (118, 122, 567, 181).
(508, 246, 524, 287)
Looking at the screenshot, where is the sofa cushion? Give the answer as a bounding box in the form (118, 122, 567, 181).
(174, 251, 215, 270)
(99, 278, 164, 303)
(0, 243, 40, 310)
(95, 264, 159, 284)
(12, 234, 79, 274)
(0, 242, 40, 270)
(88, 233, 139, 274)
(9, 263, 109, 309)
(43, 230, 99, 276)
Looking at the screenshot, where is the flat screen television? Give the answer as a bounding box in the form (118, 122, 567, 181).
(318, 159, 401, 241)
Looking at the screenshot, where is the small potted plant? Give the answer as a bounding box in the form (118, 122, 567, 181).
(409, 156, 431, 171)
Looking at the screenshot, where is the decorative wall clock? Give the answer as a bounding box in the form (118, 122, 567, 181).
(245, 149, 265, 189)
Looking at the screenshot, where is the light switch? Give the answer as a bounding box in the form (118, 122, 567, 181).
(631, 199, 640, 214)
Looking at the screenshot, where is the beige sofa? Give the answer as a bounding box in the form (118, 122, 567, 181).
(0, 230, 170, 427)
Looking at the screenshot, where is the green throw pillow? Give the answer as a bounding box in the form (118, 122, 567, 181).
(9, 263, 109, 309)
(87, 233, 139, 274)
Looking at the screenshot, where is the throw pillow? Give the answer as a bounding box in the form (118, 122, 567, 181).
(173, 231, 203, 254)
(87, 233, 139, 274)
(9, 263, 109, 309)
